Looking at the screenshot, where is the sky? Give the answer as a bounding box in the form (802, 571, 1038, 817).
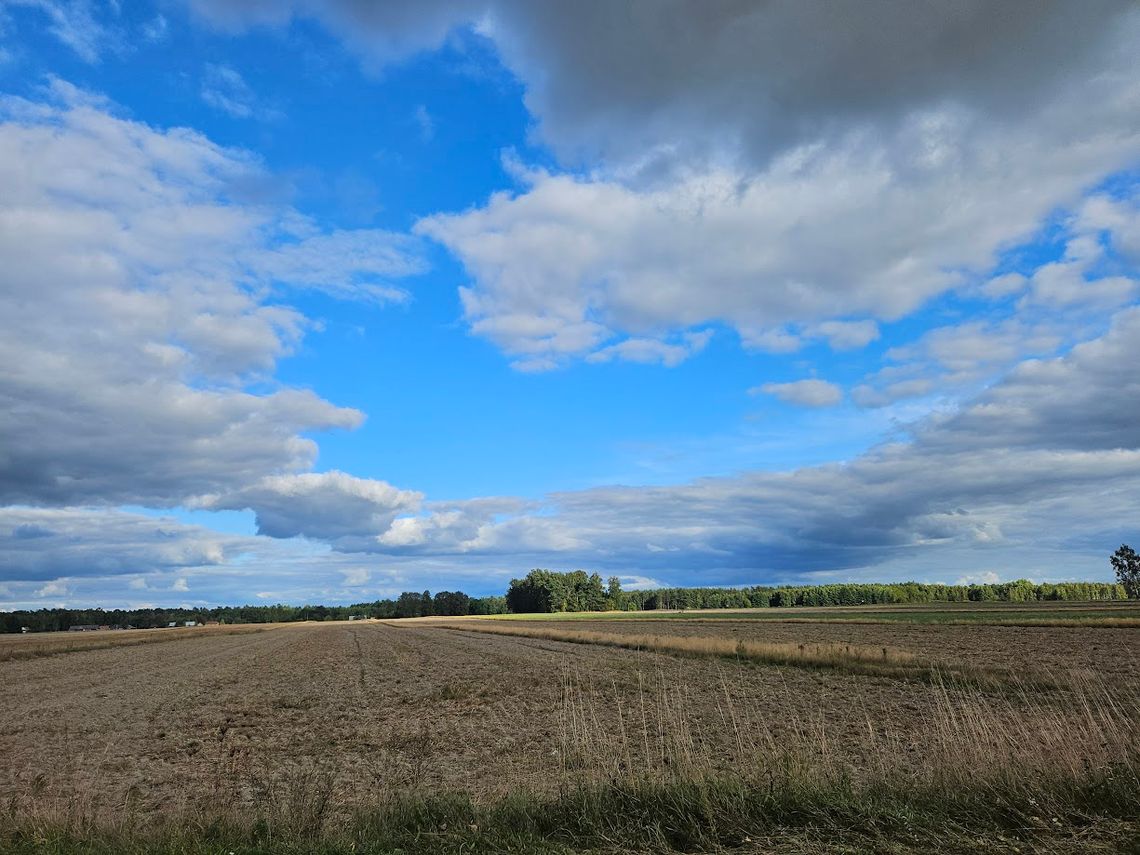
(1, 1, 1139, 610)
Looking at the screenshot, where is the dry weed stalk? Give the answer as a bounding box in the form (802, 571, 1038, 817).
(551, 653, 1139, 799)
(436, 620, 1028, 685)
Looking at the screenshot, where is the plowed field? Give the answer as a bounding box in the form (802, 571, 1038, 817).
(2, 617, 1137, 822)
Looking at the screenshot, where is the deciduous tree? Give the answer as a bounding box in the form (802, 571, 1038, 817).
(1110, 544, 1140, 598)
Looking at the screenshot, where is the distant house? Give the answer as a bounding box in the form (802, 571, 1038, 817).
(183, 620, 197, 627)
(167, 621, 178, 628)
(68, 625, 100, 632)
(203, 620, 221, 626)
(348, 615, 363, 621)
(20, 626, 29, 633)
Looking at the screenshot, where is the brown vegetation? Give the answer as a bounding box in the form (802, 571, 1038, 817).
(430, 619, 1042, 687)
(0, 622, 281, 663)
(1, 613, 1138, 852)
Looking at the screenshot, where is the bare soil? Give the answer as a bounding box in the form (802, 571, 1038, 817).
(2, 618, 1136, 821)
(551, 617, 1140, 683)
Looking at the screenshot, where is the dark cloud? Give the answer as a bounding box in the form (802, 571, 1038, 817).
(194, 1, 1140, 369)
(1, 507, 233, 582)
(335, 310, 1140, 574)
(5, 313, 1139, 596)
(187, 0, 1135, 169)
(201, 471, 422, 550)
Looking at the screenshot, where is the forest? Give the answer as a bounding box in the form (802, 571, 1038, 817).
(0, 570, 1127, 632)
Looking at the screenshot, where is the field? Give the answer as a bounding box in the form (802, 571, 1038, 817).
(2, 603, 1139, 853)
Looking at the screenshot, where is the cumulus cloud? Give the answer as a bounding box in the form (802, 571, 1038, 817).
(806, 320, 880, 351)
(184, 2, 1140, 369)
(200, 471, 423, 550)
(419, 76, 1140, 365)
(753, 380, 842, 409)
(186, 1, 1134, 170)
(36, 579, 70, 598)
(1, 507, 235, 582)
(585, 331, 712, 369)
(6, 4, 1140, 600)
(8, 312, 1140, 597)
(318, 309, 1140, 577)
(851, 319, 1065, 408)
(341, 567, 370, 586)
(0, 85, 424, 508)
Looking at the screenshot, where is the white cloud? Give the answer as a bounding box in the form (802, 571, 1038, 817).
(188, 2, 1140, 371)
(414, 104, 434, 141)
(0, 86, 424, 508)
(586, 330, 712, 368)
(753, 379, 842, 408)
(189, 2, 1136, 171)
(200, 63, 264, 119)
(851, 378, 936, 409)
(303, 309, 1140, 579)
(141, 14, 168, 43)
(9, 298, 1140, 593)
(342, 568, 370, 586)
(251, 229, 427, 303)
(2, 507, 235, 582)
(980, 272, 1029, 300)
(200, 471, 423, 549)
(6, 0, 115, 63)
(956, 571, 1002, 586)
(35, 579, 70, 598)
(419, 74, 1140, 365)
(807, 320, 880, 351)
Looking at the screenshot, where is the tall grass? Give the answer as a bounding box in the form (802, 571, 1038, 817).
(4, 653, 1137, 853)
(473, 605, 1140, 628)
(433, 620, 1035, 686)
(5, 614, 1139, 854)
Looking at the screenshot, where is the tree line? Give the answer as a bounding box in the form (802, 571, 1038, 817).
(503, 570, 1126, 613)
(1, 569, 1130, 633)
(0, 591, 508, 634)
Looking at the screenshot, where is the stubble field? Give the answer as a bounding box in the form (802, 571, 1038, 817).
(2, 604, 1139, 853)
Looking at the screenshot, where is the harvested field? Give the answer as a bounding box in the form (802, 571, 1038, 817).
(483, 600, 1140, 627)
(0, 622, 278, 662)
(2, 610, 1139, 852)
(495, 616, 1140, 684)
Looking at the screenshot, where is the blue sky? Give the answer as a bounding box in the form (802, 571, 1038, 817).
(1, 1, 1139, 608)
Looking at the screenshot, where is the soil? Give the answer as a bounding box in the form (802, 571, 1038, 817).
(2, 619, 1136, 820)
(555, 618, 1140, 683)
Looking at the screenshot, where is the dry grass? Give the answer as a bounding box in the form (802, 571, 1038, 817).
(469, 602, 1140, 629)
(547, 654, 1140, 786)
(429, 620, 1032, 686)
(5, 648, 1137, 853)
(0, 623, 279, 662)
(3, 620, 1138, 852)
(773, 616, 1140, 628)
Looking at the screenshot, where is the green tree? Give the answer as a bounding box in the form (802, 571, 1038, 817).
(433, 591, 470, 616)
(394, 592, 423, 618)
(607, 576, 622, 606)
(1110, 544, 1140, 598)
